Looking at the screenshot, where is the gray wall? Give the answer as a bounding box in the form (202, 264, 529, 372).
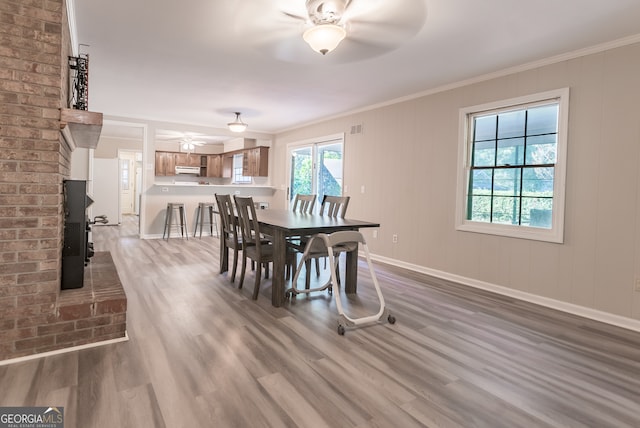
(272, 41, 640, 324)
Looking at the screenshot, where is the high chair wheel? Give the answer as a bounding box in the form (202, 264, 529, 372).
(337, 324, 345, 335)
(388, 315, 396, 324)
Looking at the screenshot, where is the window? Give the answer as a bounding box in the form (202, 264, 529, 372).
(287, 134, 344, 207)
(456, 88, 569, 243)
(232, 154, 251, 184)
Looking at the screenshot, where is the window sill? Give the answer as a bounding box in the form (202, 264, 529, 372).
(456, 221, 564, 243)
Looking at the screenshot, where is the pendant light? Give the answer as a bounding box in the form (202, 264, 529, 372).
(227, 112, 248, 133)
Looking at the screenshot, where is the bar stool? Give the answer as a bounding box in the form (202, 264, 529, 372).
(193, 202, 218, 238)
(162, 202, 188, 240)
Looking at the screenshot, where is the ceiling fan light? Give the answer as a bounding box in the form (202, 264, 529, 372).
(303, 24, 346, 55)
(227, 112, 248, 133)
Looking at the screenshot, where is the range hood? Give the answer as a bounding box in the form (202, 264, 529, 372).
(175, 166, 200, 175)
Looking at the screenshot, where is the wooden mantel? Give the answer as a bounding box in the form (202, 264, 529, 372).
(60, 108, 103, 151)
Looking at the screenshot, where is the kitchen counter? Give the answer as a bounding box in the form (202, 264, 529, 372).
(153, 182, 274, 189)
(143, 183, 277, 238)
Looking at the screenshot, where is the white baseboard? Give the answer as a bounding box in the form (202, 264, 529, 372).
(141, 233, 163, 240)
(0, 332, 129, 367)
(369, 254, 640, 333)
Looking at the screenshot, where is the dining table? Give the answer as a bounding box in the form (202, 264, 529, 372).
(220, 208, 380, 307)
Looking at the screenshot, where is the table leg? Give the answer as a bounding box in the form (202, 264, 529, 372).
(345, 247, 358, 294)
(271, 229, 286, 307)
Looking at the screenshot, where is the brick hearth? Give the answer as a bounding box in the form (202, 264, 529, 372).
(9, 252, 127, 358)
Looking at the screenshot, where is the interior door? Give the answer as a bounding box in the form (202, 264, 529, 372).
(287, 135, 344, 209)
(119, 152, 135, 215)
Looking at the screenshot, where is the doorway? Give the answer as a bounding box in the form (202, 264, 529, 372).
(287, 134, 344, 209)
(118, 150, 142, 216)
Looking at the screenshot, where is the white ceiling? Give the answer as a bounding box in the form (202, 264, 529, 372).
(73, 0, 640, 138)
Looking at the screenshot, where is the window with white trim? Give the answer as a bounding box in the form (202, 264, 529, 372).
(232, 154, 251, 184)
(456, 88, 569, 243)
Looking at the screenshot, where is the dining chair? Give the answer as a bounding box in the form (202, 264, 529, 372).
(291, 195, 352, 289)
(234, 195, 274, 300)
(286, 194, 317, 277)
(292, 193, 316, 213)
(319, 195, 350, 217)
(215, 193, 244, 282)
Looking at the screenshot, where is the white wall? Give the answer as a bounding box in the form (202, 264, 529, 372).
(70, 147, 90, 180)
(273, 41, 640, 324)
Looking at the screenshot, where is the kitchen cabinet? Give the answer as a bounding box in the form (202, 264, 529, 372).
(222, 155, 233, 178)
(155, 147, 269, 177)
(175, 153, 201, 167)
(205, 154, 222, 178)
(155, 151, 176, 176)
(242, 147, 269, 177)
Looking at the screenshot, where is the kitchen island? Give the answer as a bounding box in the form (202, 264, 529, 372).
(142, 183, 276, 239)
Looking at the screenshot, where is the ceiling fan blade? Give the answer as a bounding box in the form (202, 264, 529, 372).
(343, 0, 426, 37)
(281, 11, 307, 22)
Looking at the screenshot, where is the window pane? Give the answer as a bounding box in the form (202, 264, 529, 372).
(291, 147, 313, 198)
(496, 138, 524, 166)
(492, 196, 520, 224)
(317, 143, 343, 201)
(526, 104, 558, 135)
(493, 168, 521, 197)
(526, 134, 556, 165)
(233, 154, 251, 183)
(470, 169, 492, 195)
(474, 115, 496, 141)
(497, 110, 525, 139)
(522, 167, 554, 197)
(472, 140, 495, 167)
(522, 197, 553, 228)
(468, 195, 491, 222)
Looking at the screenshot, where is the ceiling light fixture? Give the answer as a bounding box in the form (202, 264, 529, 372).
(182, 142, 195, 151)
(227, 112, 248, 133)
(303, 23, 346, 55)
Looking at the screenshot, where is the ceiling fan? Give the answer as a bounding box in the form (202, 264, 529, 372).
(154, 130, 227, 150)
(241, 0, 427, 63)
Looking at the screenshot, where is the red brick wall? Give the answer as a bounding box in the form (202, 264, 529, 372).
(0, 0, 123, 361)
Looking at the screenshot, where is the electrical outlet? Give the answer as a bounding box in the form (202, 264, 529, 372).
(635, 279, 640, 292)
(161, 187, 168, 192)
(372, 230, 378, 239)
(392, 234, 398, 243)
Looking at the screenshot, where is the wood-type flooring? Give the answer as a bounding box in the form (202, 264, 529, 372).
(1, 215, 639, 427)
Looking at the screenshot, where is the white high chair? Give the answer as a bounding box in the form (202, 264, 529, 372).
(287, 230, 396, 335)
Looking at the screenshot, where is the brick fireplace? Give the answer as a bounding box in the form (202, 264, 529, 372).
(0, 0, 127, 362)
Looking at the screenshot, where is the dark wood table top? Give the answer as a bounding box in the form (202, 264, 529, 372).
(255, 209, 380, 234)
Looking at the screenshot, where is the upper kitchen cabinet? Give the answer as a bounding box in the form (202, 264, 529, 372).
(155, 151, 176, 176)
(206, 154, 222, 178)
(175, 152, 201, 167)
(242, 147, 269, 177)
